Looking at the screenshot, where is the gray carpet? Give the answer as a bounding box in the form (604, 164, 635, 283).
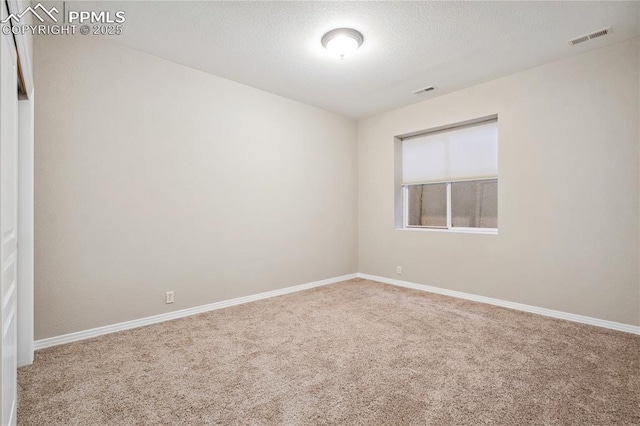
(18, 279, 640, 425)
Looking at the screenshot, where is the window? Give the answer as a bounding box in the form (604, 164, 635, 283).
(398, 117, 498, 233)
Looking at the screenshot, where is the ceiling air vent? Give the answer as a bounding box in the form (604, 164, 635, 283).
(569, 27, 611, 46)
(413, 86, 435, 95)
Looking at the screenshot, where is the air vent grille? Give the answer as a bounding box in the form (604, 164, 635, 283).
(588, 28, 609, 39)
(569, 27, 611, 46)
(413, 86, 435, 95)
(569, 35, 589, 46)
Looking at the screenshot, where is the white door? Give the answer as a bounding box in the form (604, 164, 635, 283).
(0, 1, 19, 424)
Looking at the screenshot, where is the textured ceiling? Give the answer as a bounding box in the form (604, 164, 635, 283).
(86, 1, 639, 119)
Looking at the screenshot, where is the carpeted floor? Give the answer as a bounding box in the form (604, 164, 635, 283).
(18, 279, 640, 425)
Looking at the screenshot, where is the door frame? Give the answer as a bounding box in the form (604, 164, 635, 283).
(5, 0, 35, 368)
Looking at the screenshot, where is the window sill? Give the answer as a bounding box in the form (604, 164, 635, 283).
(397, 227, 498, 235)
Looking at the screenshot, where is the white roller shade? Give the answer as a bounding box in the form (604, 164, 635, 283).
(402, 120, 498, 184)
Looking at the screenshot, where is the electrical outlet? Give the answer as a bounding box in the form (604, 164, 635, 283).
(396, 266, 402, 275)
(165, 291, 174, 304)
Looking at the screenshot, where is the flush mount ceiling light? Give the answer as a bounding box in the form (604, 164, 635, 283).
(321, 28, 364, 59)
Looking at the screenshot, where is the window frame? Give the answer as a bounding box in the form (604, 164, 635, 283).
(394, 114, 499, 235)
(402, 178, 498, 235)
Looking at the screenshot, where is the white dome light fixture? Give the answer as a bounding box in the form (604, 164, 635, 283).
(321, 28, 364, 59)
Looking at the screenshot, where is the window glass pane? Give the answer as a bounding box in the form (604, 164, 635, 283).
(407, 184, 447, 227)
(451, 179, 498, 228)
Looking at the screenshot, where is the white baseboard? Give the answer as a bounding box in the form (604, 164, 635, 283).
(34, 273, 358, 350)
(33, 271, 639, 351)
(357, 273, 640, 335)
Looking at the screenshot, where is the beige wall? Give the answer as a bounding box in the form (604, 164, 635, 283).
(358, 39, 640, 326)
(34, 36, 358, 339)
(35, 35, 640, 340)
